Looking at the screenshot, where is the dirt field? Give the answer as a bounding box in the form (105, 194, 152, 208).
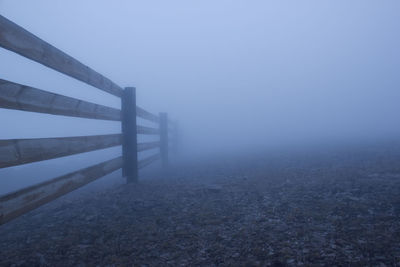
(1, 143, 400, 266)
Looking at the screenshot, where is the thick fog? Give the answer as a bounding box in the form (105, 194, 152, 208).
(1, 1, 400, 192)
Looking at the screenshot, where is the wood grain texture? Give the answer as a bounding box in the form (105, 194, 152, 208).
(0, 156, 122, 225)
(0, 15, 123, 97)
(0, 134, 122, 168)
(0, 79, 121, 121)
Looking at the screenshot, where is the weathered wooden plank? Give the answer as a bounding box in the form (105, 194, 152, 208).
(0, 134, 122, 169)
(0, 156, 122, 225)
(137, 125, 160, 135)
(0, 15, 123, 97)
(136, 106, 159, 123)
(0, 79, 121, 121)
(138, 141, 160, 152)
(138, 153, 160, 169)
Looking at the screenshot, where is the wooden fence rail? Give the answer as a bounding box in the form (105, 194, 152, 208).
(0, 79, 121, 121)
(139, 153, 161, 169)
(0, 156, 123, 225)
(138, 141, 161, 152)
(136, 106, 159, 123)
(0, 134, 122, 168)
(137, 125, 160, 135)
(0, 15, 123, 97)
(0, 15, 177, 225)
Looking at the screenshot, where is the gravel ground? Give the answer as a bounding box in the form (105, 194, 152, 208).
(1, 144, 400, 266)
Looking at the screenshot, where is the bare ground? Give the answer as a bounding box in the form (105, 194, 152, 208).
(1, 144, 400, 266)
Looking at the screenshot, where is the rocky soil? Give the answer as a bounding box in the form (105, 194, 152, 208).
(1, 144, 400, 266)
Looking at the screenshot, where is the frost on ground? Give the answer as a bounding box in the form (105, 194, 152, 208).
(1, 144, 400, 266)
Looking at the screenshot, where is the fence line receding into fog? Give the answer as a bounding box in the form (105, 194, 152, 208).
(0, 15, 177, 225)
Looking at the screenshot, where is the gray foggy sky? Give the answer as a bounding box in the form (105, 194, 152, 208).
(1, 0, 400, 153)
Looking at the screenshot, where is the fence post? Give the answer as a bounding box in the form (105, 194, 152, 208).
(159, 112, 168, 168)
(121, 87, 138, 183)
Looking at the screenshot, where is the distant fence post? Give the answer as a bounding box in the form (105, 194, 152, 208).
(159, 112, 168, 168)
(122, 87, 138, 183)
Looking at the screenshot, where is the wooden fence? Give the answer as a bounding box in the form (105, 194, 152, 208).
(0, 15, 175, 225)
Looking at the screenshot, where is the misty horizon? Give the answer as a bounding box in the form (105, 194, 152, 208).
(1, 1, 399, 150)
